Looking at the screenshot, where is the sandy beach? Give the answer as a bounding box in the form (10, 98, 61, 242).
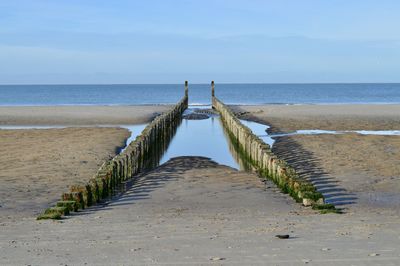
(232, 104, 400, 133)
(235, 104, 400, 212)
(0, 127, 130, 221)
(2, 0, 399, 263)
(1, 157, 399, 265)
(0, 105, 170, 221)
(0, 105, 171, 125)
(0, 104, 400, 264)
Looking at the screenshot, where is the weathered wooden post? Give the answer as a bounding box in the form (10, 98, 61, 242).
(185, 80, 188, 98)
(211, 80, 215, 97)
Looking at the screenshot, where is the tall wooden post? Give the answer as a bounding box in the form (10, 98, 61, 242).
(185, 81, 188, 98)
(211, 80, 215, 97)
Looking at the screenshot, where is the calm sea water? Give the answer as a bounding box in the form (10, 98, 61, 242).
(1, 83, 400, 106)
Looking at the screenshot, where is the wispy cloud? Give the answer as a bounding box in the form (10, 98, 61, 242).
(0, 0, 399, 83)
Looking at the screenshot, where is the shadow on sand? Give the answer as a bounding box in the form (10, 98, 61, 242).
(231, 109, 357, 208)
(272, 136, 357, 207)
(72, 156, 223, 216)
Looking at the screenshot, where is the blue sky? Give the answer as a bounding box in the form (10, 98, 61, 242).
(0, 0, 399, 84)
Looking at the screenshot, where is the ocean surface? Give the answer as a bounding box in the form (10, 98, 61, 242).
(1, 83, 400, 106)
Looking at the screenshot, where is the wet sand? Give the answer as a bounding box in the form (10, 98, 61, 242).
(273, 134, 400, 211)
(0, 105, 171, 125)
(234, 104, 400, 211)
(1, 104, 400, 264)
(0, 127, 129, 221)
(232, 104, 400, 133)
(0, 105, 170, 221)
(1, 157, 399, 265)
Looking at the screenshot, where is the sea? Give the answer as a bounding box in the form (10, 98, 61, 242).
(1, 83, 400, 106)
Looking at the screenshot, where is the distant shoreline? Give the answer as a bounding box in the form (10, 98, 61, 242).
(2, 83, 400, 105)
(1, 103, 400, 127)
(1, 82, 400, 86)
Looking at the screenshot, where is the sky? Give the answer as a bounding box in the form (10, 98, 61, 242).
(0, 0, 399, 84)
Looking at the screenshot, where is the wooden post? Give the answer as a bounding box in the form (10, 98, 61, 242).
(185, 80, 188, 98)
(211, 80, 215, 97)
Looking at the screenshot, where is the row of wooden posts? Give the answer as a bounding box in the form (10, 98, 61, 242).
(37, 81, 328, 219)
(37, 90, 188, 219)
(211, 87, 325, 207)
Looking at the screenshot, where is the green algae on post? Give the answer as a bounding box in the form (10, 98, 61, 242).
(56, 201, 78, 212)
(36, 206, 69, 220)
(37, 212, 62, 220)
(211, 81, 326, 208)
(312, 203, 342, 214)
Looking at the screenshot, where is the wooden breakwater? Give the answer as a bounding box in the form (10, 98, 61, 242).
(37, 87, 188, 220)
(212, 87, 325, 207)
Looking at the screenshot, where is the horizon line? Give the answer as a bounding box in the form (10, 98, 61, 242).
(1, 82, 400, 86)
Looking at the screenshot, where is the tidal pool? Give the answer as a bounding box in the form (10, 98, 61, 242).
(119, 124, 147, 153)
(159, 116, 240, 169)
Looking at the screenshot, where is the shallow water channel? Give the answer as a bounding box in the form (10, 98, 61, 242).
(150, 106, 400, 170)
(159, 115, 241, 169)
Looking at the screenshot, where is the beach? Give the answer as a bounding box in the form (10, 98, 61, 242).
(0, 105, 171, 125)
(2, 0, 399, 263)
(233, 104, 400, 133)
(1, 104, 400, 264)
(0, 105, 170, 221)
(0, 127, 129, 221)
(234, 104, 400, 212)
(1, 157, 399, 265)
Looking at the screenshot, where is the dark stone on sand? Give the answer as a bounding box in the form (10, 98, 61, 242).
(275, 234, 290, 239)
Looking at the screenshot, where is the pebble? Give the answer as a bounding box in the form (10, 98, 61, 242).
(210, 257, 225, 261)
(275, 234, 290, 239)
(369, 253, 379, 257)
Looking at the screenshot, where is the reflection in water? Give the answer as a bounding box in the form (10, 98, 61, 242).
(134, 115, 182, 172)
(239, 120, 274, 147)
(157, 109, 272, 170)
(221, 122, 254, 171)
(160, 116, 240, 169)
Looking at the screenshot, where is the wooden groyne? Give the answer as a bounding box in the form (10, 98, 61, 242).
(211, 83, 325, 207)
(38, 85, 189, 219)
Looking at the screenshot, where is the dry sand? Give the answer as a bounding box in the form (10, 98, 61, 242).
(0, 105, 171, 125)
